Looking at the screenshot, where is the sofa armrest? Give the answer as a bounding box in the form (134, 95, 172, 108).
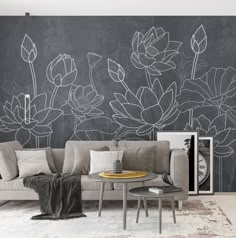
(170, 149, 189, 201)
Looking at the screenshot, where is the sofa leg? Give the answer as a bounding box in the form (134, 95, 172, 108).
(178, 201, 183, 210)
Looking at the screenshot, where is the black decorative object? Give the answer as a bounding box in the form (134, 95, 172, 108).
(113, 160, 123, 173)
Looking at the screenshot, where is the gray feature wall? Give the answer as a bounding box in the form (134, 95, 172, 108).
(0, 16, 236, 192)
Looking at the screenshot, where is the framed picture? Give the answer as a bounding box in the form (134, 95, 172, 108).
(198, 137, 214, 194)
(157, 131, 198, 195)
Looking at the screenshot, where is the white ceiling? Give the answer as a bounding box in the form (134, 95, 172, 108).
(0, 0, 236, 15)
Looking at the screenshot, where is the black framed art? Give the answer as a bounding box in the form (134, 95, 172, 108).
(157, 131, 198, 195)
(198, 137, 214, 194)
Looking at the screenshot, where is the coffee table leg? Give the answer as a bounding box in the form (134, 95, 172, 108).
(171, 197, 176, 224)
(123, 183, 127, 230)
(143, 197, 148, 217)
(98, 182, 105, 217)
(136, 196, 141, 223)
(159, 198, 162, 234)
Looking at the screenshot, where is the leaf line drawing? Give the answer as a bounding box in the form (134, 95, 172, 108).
(174, 52, 208, 90)
(72, 116, 119, 141)
(177, 67, 236, 118)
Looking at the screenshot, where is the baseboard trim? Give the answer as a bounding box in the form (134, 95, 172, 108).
(214, 192, 236, 195)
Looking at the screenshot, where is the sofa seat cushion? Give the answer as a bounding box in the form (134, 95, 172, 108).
(113, 174, 167, 190)
(81, 175, 113, 191)
(0, 175, 113, 191)
(0, 178, 31, 191)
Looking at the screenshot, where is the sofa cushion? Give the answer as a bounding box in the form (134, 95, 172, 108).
(51, 149, 64, 173)
(15, 150, 51, 178)
(23, 147, 57, 173)
(0, 178, 31, 191)
(0, 140, 23, 181)
(0, 175, 113, 191)
(64, 141, 118, 174)
(89, 150, 123, 174)
(70, 146, 109, 175)
(81, 175, 113, 190)
(118, 141, 170, 174)
(114, 174, 167, 190)
(119, 145, 155, 172)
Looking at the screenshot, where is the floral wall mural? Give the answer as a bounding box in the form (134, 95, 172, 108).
(0, 16, 235, 192)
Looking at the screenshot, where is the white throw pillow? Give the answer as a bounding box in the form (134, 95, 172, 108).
(89, 150, 123, 174)
(15, 150, 51, 178)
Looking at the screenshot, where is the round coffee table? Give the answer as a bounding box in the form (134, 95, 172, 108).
(88, 172, 158, 230)
(129, 186, 184, 234)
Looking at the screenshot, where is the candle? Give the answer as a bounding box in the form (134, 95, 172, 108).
(24, 94, 31, 124)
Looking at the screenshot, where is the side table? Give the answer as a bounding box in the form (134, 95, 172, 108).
(88, 172, 158, 230)
(129, 186, 184, 234)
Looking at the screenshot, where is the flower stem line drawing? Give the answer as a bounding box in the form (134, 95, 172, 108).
(145, 67, 152, 88)
(29, 62, 37, 98)
(190, 25, 207, 80)
(87, 52, 102, 91)
(61, 52, 105, 138)
(187, 25, 208, 127)
(21, 34, 38, 98)
(46, 53, 78, 145)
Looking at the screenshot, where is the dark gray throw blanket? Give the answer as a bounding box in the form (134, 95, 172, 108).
(23, 173, 86, 220)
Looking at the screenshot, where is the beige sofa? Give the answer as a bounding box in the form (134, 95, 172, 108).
(0, 140, 189, 208)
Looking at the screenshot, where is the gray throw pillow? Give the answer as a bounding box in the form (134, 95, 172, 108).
(71, 146, 109, 175)
(24, 147, 57, 173)
(0, 140, 23, 181)
(63, 141, 118, 174)
(122, 146, 155, 172)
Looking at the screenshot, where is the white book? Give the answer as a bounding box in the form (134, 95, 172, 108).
(148, 187, 164, 194)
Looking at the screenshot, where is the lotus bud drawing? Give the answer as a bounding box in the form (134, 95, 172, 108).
(108, 59, 125, 83)
(87, 52, 102, 68)
(46, 54, 77, 87)
(21, 34, 37, 63)
(191, 25, 207, 55)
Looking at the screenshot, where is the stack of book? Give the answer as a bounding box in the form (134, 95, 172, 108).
(148, 172, 182, 194)
(148, 186, 182, 194)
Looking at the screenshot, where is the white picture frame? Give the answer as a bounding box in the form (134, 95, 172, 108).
(198, 137, 214, 194)
(157, 131, 198, 195)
